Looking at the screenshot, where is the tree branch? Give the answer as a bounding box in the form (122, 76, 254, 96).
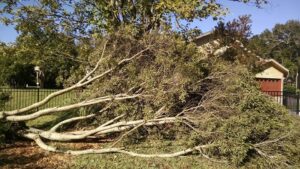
(24, 117, 181, 141)
(24, 132, 216, 157)
(110, 122, 145, 147)
(50, 114, 96, 132)
(6, 94, 142, 121)
(1, 47, 149, 118)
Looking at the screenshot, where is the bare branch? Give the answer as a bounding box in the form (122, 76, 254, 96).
(23, 133, 58, 152)
(110, 122, 145, 147)
(6, 94, 142, 121)
(154, 105, 166, 118)
(100, 114, 126, 128)
(254, 134, 290, 147)
(25, 117, 181, 141)
(77, 41, 108, 84)
(79, 47, 150, 87)
(254, 147, 274, 159)
(196, 147, 227, 164)
(24, 132, 216, 157)
(50, 114, 96, 132)
(1, 47, 149, 117)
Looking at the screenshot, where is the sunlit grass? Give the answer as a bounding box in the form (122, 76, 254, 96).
(1, 88, 78, 111)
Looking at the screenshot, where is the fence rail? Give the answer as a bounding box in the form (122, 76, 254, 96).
(1, 88, 299, 115)
(0, 88, 80, 111)
(262, 91, 300, 115)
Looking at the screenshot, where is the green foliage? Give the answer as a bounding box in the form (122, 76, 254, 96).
(0, 31, 79, 88)
(0, 89, 10, 144)
(0, 0, 268, 88)
(0, 121, 10, 145)
(215, 15, 253, 43)
(248, 20, 300, 82)
(69, 31, 205, 120)
(0, 89, 10, 110)
(0, 30, 298, 167)
(64, 32, 300, 167)
(0, 43, 35, 87)
(219, 93, 290, 165)
(0, 0, 268, 37)
(283, 84, 297, 93)
(72, 152, 233, 169)
(0, 89, 26, 145)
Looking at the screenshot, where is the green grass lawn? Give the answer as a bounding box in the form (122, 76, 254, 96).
(1, 88, 80, 128)
(67, 140, 236, 169)
(72, 154, 234, 169)
(1, 88, 78, 111)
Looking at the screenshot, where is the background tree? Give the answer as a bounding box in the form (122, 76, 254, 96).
(215, 15, 253, 43)
(0, 0, 268, 37)
(248, 20, 300, 85)
(0, 0, 268, 88)
(0, 34, 79, 88)
(0, 43, 36, 87)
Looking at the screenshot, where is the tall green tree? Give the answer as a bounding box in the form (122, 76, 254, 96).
(0, 0, 268, 37)
(0, 31, 79, 88)
(14, 30, 79, 88)
(248, 20, 300, 81)
(0, 42, 35, 87)
(215, 15, 253, 43)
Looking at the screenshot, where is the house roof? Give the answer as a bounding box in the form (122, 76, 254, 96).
(193, 31, 214, 40)
(259, 59, 289, 77)
(192, 31, 214, 46)
(191, 31, 289, 78)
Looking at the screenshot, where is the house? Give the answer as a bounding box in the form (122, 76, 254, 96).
(192, 31, 289, 95)
(255, 59, 289, 93)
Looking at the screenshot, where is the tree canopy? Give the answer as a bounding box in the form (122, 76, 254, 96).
(0, 0, 269, 88)
(0, 0, 268, 37)
(215, 15, 252, 43)
(0, 31, 79, 88)
(248, 20, 300, 83)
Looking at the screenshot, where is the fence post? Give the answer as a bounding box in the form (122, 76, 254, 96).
(297, 93, 300, 116)
(37, 87, 40, 111)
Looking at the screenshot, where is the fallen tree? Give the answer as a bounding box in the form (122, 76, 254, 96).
(0, 31, 299, 168)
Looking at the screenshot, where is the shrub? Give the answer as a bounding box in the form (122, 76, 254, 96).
(0, 89, 10, 110)
(0, 89, 11, 145)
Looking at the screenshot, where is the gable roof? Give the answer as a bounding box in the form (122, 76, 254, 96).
(259, 59, 289, 77)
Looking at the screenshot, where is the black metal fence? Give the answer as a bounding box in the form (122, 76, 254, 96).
(0, 87, 79, 111)
(262, 91, 300, 115)
(1, 88, 299, 115)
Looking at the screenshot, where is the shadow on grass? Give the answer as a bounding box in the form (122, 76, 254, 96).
(0, 152, 45, 168)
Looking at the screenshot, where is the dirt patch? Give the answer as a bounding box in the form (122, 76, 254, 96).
(0, 142, 72, 169)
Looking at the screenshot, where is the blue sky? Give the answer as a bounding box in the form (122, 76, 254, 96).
(196, 0, 300, 34)
(0, 0, 299, 43)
